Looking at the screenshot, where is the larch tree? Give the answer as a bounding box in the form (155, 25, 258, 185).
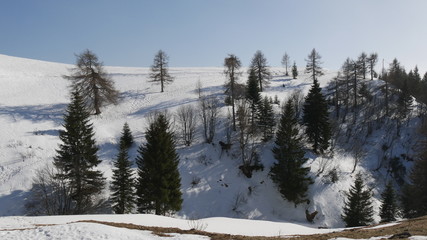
(271, 99, 312, 205)
(367, 53, 378, 80)
(53, 90, 105, 214)
(282, 53, 290, 76)
(305, 48, 323, 83)
(342, 173, 374, 227)
(358, 52, 368, 79)
(249, 50, 271, 92)
(110, 125, 135, 214)
(224, 54, 242, 131)
(65, 49, 119, 115)
(302, 79, 331, 154)
(150, 50, 174, 93)
(135, 113, 182, 215)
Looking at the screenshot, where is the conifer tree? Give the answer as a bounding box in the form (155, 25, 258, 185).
(258, 96, 275, 141)
(305, 49, 323, 83)
(397, 77, 413, 120)
(292, 62, 298, 79)
(302, 79, 331, 153)
(65, 49, 118, 115)
(136, 113, 182, 215)
(358, 52, 368, 79)
(367, 53, 378, 80)
(271, 99, 312, 205)
(54, 90, 105, 214)
(224, 54, 242, 131)
(379, 182, 398, 223)
(342, 173, 374, 227)
(249, 50, 271, 92)
(282, 53, 290, 76)
(110, 135, 135, 214)
(150, 50, 174, 92)
(246, 68, 261, 124)
(120, 122, 134, 149)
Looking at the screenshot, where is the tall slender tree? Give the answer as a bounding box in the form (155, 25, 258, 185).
(136, 113, 182, 215)
(110, 129, 135, 214)
(367, 53, 378, 80)
(379, 182, 398, 223)
(302, 79, 331, 153)
(271, 99, 312, 205)
(65, 49, 118, 115)
(249, 50, 271, 92)
(224, 54, 242, 131)
(292, 62, 298, 79)
(258, 96, 275, 142)
(358, 52, 368, 79)
(246, 68, 261, 124)
(305, 48, 323, 83)
(150, 50, 174, 93)
(282, 53, 290, 76)
(53, 90, 105, 214)
(342, 173, 374, 227)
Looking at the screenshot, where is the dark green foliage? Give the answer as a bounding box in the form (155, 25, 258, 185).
(292, 62, 298, 79)
(120, 122, 134, 149)
(397, 77, 413, 119)
(54, 90, 105, 214)
(342, 173, 374, 227)
(110, 133, 135, 214)
(302, 79, 331, 153)
(271, 99, 312, 205)
(258, 96, 275, 142)
(402, 151, 427, 218)
(65, 49, 118, 115)
(379, 182, 398, 223)
(246, 68, 261, 123)
(136, 114, 182, 215)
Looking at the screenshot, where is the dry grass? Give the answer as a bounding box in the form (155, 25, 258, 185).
(78, 216, 427, 240)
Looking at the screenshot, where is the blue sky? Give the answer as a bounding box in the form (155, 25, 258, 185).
(1, 0, 427, 73)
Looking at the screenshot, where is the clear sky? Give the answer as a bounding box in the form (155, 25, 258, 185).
(1, 0, 427, 73)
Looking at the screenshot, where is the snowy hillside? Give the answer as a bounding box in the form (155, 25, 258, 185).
(0, 53, 422, 237)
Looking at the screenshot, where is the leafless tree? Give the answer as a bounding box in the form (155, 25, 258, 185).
(282, 53, 290, 76)
(150, 50, 174, 92)
(199, 96, 220, 143)
(176, 105, 198, 146)
(195, 79, 203, 98)
(249, 50, 271, 92)
(65, 49, 118, 115)
(305, 48, 324, 83)
(289, 89, 305, 120)
(367, 53, 378, 80)
(224, 54, 242, 131)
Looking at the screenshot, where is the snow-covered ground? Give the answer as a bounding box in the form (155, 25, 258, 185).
(0, 54, 424, 239)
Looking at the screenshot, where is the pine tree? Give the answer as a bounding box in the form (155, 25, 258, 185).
(150, 50, 174, 92)
(271, 99, 312, 205)
(258, 96, 275, 142)
(249, 50, 271, 92)
(120, 122, 134, 149)
(246, 68, 261, 124)
(135, 113, 182, 215)
(379, 182, 398, 223)
(305, 49, 323, 83)
(302, 79, 331, 153)
(397, 77, 413, 120)
(292, 62, 298, 79)
(53, 90, 105, 214)
(110, 136, 135, 214)
(342, 173, 374, 227)
(65, 49, 118, 115)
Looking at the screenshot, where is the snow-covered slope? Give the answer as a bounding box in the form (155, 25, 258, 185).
(0, 53, 418, 235)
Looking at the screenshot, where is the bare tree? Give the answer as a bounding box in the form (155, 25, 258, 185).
(150, 50, 174, 92)
(224, 54, 242, 131)
(282, 53, 290, 76)
(305, 48, 323, 83)
(289, 89, 305, 120)
(249, 50, 271, 92)
(65, 49, 118, 115)
(367, 53, 378, 80)
(195, 79, 203, 98)
(176, 105, 198, 146)
(199, 96, 220, 143)
(358, 52, 368, 79)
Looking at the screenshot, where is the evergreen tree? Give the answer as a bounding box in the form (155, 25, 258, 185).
(249, 50, 271, 92)
(150, 50, 174, 92)
(246, 68, 261, 124)
(342, 173, 374, 227)
(54, 90, 105, 214)
(136, 114, 182, 215)
(292, 62, 298, 79)
(379, 182, 398, 223)
(65, 49, 118, 115)
(110, 136, 135, 214)
(302, 79, 331, 153)
(120, 122, 134, 149)
(271, 99, 312, 205)
(305, 48, 323, 83)
(397, 77, 413, 120)
(258, 96, 275, 141)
